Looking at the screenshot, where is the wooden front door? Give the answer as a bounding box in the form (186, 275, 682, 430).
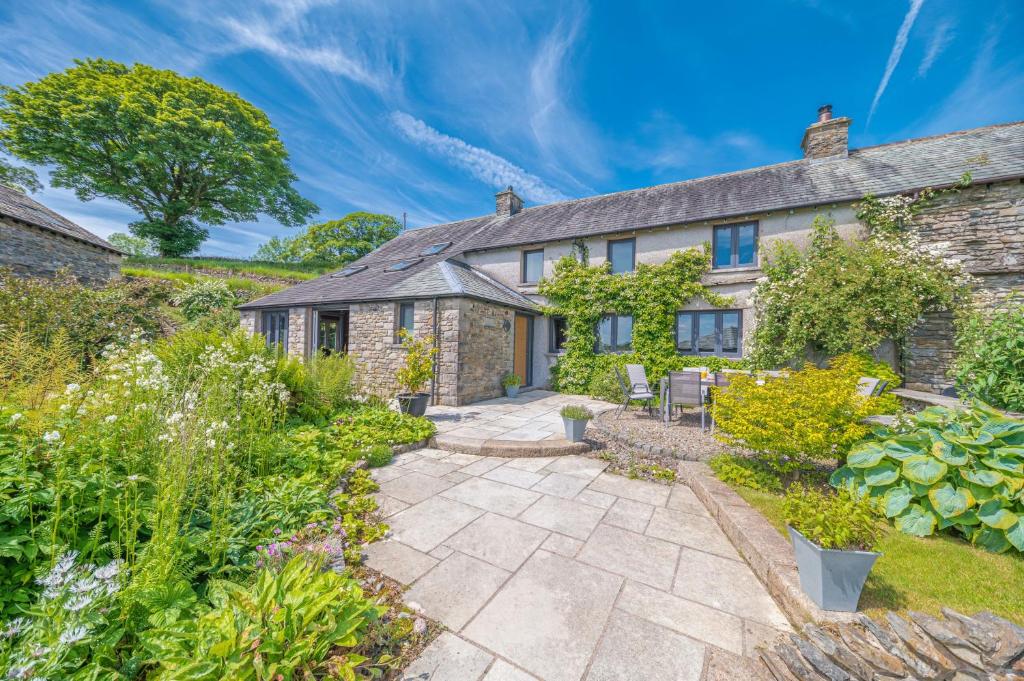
(513, 314, 533, 386)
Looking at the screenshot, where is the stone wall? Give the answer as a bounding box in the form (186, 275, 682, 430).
(1, 217, 120, 285)
(455, 299, 515, 405)
(287, 307, 308, 358)
(239, 309, 257, 335)
(904, 179, 1024, 393)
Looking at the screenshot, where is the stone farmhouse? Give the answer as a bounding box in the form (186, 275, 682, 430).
(0, 184, 122, 285)
(239, 108, 1024, 405)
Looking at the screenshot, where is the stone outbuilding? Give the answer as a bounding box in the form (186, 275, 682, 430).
(0, 184, 122, 285)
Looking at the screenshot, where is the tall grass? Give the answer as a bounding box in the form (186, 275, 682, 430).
(124, 256, 326, 281)
(121, 267, 285, 298)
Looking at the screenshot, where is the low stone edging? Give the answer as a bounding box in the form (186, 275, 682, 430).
(676, 461, 858, 629)
(589, 421, 706, 460)
(392, 438, 430, 455)
(431, 434, 590, 458)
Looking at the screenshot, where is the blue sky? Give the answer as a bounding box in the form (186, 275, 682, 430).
(1, 0, 1022, 257)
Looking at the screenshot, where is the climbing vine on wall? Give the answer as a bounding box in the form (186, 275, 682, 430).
(538, 247, 740, 397)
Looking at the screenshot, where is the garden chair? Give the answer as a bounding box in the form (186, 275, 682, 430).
(874, 379, 889, 396)
(662, 370, 706, 430)
(614, 365, 655, 418)
(857, 377, 881, 397)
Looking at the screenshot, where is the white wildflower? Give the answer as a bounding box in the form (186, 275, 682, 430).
(42, 431, 61, 444)
(59, 625, 88, 646)
(105, 415, 117, 423)
(8, 413, 23, 424)
(64, 383, 81, 394)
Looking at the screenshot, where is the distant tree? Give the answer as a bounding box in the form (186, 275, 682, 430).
(0, 59, 317, 257)
(285, 212, 402, 266)
(253, 236, 294, 263)
(107, 232, 157, 257)
(0, 155, 40, 193)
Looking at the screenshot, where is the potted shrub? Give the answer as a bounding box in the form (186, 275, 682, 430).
(783, 485, 881, 612)
(560, 405, 593, 442)
(395, 329, 437, 417)
(501, 372, 522, 398)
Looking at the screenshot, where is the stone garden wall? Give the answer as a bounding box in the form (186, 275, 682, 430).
(1, 216, 120, 285)
(455, 299, 515, 405)
(904, 179, 1024, 393)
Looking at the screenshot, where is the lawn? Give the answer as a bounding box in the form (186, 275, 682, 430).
(734, 486, 1024, 623)
(125, 255, 327, 281)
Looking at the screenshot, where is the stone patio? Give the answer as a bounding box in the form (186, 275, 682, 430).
(366, 448, 792, 681)
(426, 390, 614, 456)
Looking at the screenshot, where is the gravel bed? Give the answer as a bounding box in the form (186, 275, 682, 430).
(588, 408, 732, 462)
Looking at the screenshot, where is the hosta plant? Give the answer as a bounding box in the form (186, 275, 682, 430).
(831, 402, 1024, 554)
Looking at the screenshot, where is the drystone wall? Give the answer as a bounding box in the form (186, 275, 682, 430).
(455, 299, 516, 405)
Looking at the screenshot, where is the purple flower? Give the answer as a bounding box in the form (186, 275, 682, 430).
(272, 528, 282, 536)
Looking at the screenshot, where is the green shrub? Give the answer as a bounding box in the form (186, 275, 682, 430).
(171, 279, 237, 321)
(365, 444, 393, 468)
(395, 329, 437, 395)
(331, 404, 435, 452)
(288, 353, 357, 421)
(709, 454, 783, 493)
(560, 405, 593, 420)
(952, 300, 1024, 412)
(831, 403, 1024, 554)
(145, 555, 384, 679)
(501, 372, 522, 389)
(783, 485, 881, 551)
(711, 355, 881, 475)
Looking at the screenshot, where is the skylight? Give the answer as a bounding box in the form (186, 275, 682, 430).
(336, 265, 366, 277)
(420, 241, 452, 256)
(385, 258, 421, 272)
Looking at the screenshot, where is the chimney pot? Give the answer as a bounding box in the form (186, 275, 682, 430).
(495, 186, 524, 217)
(801, 105, 851, 159)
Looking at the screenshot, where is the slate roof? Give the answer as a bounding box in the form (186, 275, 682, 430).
(0, 184, 122, 253)
(240, 120, 1024, 310)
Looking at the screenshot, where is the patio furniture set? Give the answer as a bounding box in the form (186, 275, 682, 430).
(614, 364, 890, 432)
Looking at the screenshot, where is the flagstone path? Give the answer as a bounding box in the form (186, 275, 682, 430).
(366, 448, 791, 681)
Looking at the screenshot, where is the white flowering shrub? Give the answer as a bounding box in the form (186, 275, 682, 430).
(171, 279, 237, 321)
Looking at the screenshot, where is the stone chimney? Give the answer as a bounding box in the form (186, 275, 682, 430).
(800, 104, 851, 159)
(495, 186, 524, 217)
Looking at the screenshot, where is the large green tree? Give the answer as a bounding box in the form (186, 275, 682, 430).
(0, 59, 317, 256)
(256, 212, 402, 266)
(0, 155, 40, 193)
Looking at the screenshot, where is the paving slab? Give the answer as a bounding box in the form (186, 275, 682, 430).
(402, 457, 463, 477)
(586, 472, 671, 506)
(406, 552, 510, 630)
(379, 471, 454, 505)
(482, 660, 540, 681)
(417, 448, 453, 460)
(673, 547, 790, 629)
(372, 492, 410, 518)
(539, 532, 583, 558)
(370, 466, 409, 483)
(504, 456, 557, 472)
(494, 428, 553, 442)
(445, 452, 484, 466)
(364, 540, 438, 585)
(530, 471, 591, 499)
(460, 456, 509, 476)
(667, 484, 711, 516)
(602, 497, 655, 533)
(584, 610, 705, 681)
(541, 455, 609, 479)
(445, 512, 550, 571)
(388, 496, 485, 552)
(441, 477, 542, 517)
(615, 580, 744, 655)
(577, 524, 679, 590)
(518, 494, 607, 540)
(429, 545, 454, 560)
(463, 550, 623, 681)
(645, 507, 741, 560)
(483, 465, 547, 489)
(573, 489, 617, 509)
(400, 632, 493, 681)
(443, 470, 473, 484)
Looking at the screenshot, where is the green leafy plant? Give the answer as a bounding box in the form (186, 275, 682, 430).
(538, 248, 731, 394)
(330, 404, 435, 452)
(831, 403, 1024, 554)
(585, 354, 748, 403)
(501, 372, 522, 389)
(364, 444, 394, 468)
(783, 485, 882, 551)
(709, 454, 783, 493)
(711, 355, 882, 476)
(395, 329, 437, 395)
(952, 299, 1024, 412)
(171, 279, 237, 321)
(559, 405, 593, 421)
(145, 555, 384, 679)
(255, 212, 402, 267)
(750, 213, 970, 368)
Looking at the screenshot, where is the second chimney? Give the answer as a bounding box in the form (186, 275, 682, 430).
(800, 104, 851, 159)
(495, 186, 524, 217)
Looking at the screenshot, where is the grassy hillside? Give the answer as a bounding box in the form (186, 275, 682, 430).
(124, 256, 328, 282)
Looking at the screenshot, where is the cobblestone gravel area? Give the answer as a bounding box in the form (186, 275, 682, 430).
(588, 408, 735, 463)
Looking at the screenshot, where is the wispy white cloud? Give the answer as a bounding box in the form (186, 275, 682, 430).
(918, 20, 954, 77)
(868, 0, 926, 124)
(390, 111, 569, 204)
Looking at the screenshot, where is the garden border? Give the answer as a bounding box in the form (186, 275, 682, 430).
(677, 461, 859, 628)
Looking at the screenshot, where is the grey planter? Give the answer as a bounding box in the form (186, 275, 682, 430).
(505, 385, 520, 398)
(397, 393, 429, 417)
(788, 526, 879, 612)
(563, 417, 589, 442)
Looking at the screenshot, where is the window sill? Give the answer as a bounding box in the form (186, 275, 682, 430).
(709, 265, 760, 274)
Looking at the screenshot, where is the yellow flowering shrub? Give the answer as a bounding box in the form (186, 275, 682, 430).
(710, 355, 881, 474)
